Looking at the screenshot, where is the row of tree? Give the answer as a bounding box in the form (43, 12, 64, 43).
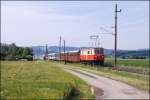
(0, 43, 33, 61)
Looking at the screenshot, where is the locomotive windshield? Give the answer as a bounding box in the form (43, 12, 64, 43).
(95, 48, 103, 54)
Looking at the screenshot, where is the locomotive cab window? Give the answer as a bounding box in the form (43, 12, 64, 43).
(100, 49, 103, 54)
(95, 50, 99, 54)
(95, 49, 103, 54)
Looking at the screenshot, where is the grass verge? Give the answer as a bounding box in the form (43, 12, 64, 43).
(1, 61, 93, 99)
(54, 61, 149, 91)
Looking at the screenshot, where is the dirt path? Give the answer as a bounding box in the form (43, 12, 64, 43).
(63, 67, 149, 99)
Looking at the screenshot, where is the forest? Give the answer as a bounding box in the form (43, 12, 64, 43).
(0, 43, 33, 61)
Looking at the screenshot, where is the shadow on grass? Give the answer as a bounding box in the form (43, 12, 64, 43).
(63, 85, 82, 100)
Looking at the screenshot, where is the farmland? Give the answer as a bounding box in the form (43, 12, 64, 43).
(104, 58, 149, 75)
(105, 58, 149, 68)
(1, 61, 92, 99)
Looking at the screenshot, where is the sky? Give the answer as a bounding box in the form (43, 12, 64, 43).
(1, 1, 149, 50)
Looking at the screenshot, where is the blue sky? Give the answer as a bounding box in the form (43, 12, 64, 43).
(1, 1, 149, 50)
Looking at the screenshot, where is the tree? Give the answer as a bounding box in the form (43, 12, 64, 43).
(0, 43, 9, 59)
(8, 43, 17, 56)
(22, 47, 33, 58)
(0, 43, 33, 60)
(15, 47, 24, 59)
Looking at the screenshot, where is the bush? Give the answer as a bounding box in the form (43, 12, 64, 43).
(15, 55, 23, 59)
(25, 55, 33, 61)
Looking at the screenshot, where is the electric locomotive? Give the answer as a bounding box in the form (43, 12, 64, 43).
(80, 47, 104, 65)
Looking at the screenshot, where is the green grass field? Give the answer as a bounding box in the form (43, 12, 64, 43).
(1, 61, 93, 99)
(104, 58, 149, 75)
(105, 58, 149, 68)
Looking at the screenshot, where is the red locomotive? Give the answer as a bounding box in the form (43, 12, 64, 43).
(80, 48, 104, 65)
(49, 47, 104, 65)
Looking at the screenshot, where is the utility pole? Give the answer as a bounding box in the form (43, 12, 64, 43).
(63, 40, 66, 64)
(114, 4, 121, 67)
(98, 4, 121, 67)
(46, 44, 48, 56)
(59, 36, 62, 61)
(45, 44, 48, 60)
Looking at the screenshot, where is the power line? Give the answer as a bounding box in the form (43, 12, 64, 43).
(100, 27, 113, 34)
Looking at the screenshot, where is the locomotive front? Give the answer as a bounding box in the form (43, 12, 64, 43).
(80, 48, 104, 65)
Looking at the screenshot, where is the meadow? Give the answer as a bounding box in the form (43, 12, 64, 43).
(1, 61, 92, 99)
(104, 58, 149, 75)
(105, 58, 149, 68)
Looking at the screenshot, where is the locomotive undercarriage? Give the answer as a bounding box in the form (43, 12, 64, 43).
(80, 60, 104, 66)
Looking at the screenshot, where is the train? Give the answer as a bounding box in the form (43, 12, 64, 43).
(47, 47, 104, 65)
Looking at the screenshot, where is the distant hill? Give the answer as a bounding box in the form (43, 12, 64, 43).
(32, 46, 149, 59)
(117, 49, 149, 58)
